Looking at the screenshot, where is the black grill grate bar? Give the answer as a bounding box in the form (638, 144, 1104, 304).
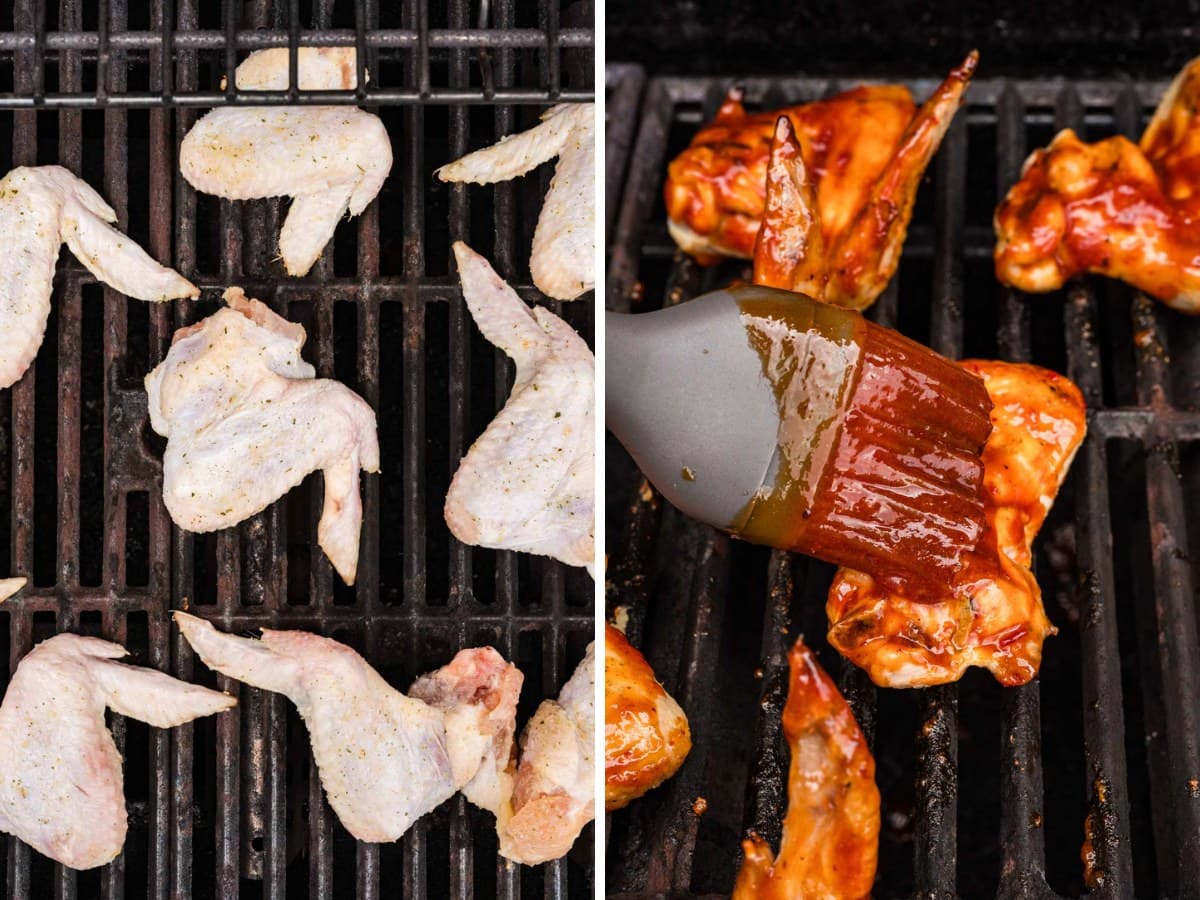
(0, 27, 595, 50)
(603, 64, 644, 240)
(909, 98, 971, 900)
(994, 80, 1050, 900)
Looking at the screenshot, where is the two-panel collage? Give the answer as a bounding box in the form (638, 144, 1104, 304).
(0, 0, 1198, 897)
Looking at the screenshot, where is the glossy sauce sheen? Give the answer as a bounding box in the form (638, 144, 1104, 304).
(664, 86, 916, 261)
(734, 295, 993, 594)
(994, 56, 1200, 314)
(603, 625, 692, 811)
(826, 361, 1087, 688)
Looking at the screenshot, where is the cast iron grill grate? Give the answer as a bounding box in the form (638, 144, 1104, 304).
(604, 66, 1200, 899)
(0, 0, 594, 897)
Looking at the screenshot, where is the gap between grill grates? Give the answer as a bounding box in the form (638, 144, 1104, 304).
(0, 0, 595, 897)
(604, 68, 1200, 900)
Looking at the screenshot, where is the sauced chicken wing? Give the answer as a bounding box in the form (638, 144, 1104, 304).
(604, 624, 691, 812)
(145, 288, 379, 584)
(732, 638, 879, 900)
(826, 361, 1086, 688)
(438, 104, 595, 301)
(446, 243, 594, 571)
(0, 633, 233, 869)
(995, 57, 1200, 313)
(505, 642, 595, 865)
(179, 48, 392, 277)
(0, 165, 197, 389)
(664, 53, 976, 309)
(175, 613, 522, 847)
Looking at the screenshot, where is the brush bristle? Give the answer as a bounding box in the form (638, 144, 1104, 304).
(798, 323, 993, 594)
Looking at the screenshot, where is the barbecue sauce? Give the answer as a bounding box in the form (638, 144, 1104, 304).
(733, 293, 993, 595)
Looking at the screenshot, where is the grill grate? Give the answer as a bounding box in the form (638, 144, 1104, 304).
(604, 67, 1200, 899)
(0, 0, 594, 897)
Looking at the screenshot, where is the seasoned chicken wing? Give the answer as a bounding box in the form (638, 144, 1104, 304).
(0, 633, 233, 869)
(145, 288, 379, 584)
(996, 56, 1200, 313)
(826, 361, 1086, 688)
(179, 48, 392, 277)
(174, 613, 522, 846)
(733, 638, 879, 900)
(665, 53, 976, 309)
(438, 104, 595, 300)
(604, 624, 691, 812)
(0, 165, 197, 389)
(505, 642, 595, 865)
(446, 243, 594, 571)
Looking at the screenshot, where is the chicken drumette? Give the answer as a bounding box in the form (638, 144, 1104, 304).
(664, 52, 977, 310)
(604, 624, 691, 812)
(995, 56, 1200, 313)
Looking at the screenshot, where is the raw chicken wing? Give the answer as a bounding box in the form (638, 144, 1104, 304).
(505, 642, 595, 865)
(732, 637, 879, 900)
(996, 56, 1200, 313)
(409, 644, 524, 840)
(174, 612, 522, 845)
(445, 242, 594, 571)
(604, 624, 691, 811)
(827, 361, 1086, 688)
(0, 165, 197, 389)
(0, 633, 233, 869)
(438, 104, 594, 300)
(145, 288, 379, 584)
(666, 53, 976, 309)
(180, 48, 392, 277)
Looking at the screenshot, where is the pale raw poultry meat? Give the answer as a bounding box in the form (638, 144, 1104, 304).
(437, 104, 595, 300)
(0, 633, 233, 869)
(504, 642, 595, 865)
(145, 287, 379, 584)
(445, 242, 594, 572)
(174, 612, 523, 847)
(0, 165, 197, 389)
(179, 47, 392, 277)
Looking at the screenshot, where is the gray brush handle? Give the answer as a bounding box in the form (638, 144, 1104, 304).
(605, 286, 783, 530)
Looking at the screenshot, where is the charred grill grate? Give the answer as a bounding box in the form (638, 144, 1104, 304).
(0, 0, 594, 897)
(605, 67, 1200, 899)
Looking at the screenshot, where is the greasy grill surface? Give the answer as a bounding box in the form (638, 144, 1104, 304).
(605, 66, 1200, 899)
(0, 1, 593, 897)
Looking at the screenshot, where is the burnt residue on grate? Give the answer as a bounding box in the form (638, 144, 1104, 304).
(605, 67, 1200, 899)
(0, 0, 594, 897)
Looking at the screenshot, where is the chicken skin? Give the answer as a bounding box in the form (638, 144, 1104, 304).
(995, 56, 1200, 313)
(733, 638, 879, 900)
(174, 613, 522, 847)
(826, 361, 1086, 688)
(179, 48, 392, 277)
(604, 624, 691, 812)
(664, 53, 976, 310)
(445, 243, 594, 571)
(504, 642, 595, 865)
(0, 165, 197, 389)
(438, 104, 595, 300)
(145, 288, 379, 584)
(0, 633, 233, 869)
